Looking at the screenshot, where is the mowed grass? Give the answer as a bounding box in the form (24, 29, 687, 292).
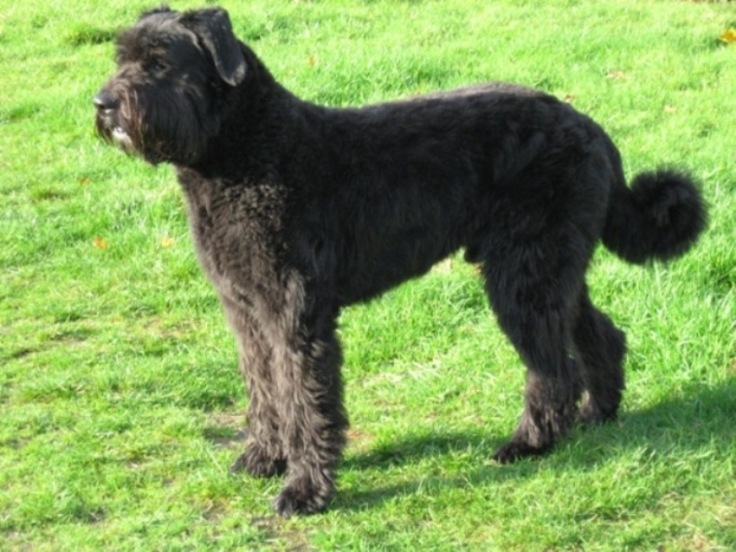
(1, 0, 735, 549)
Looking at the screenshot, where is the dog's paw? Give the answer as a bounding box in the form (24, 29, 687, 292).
(577, 393, 619, 426)
(273, 475, 334, 517)
(492, 439, 550, 464)
(230, 445, 287, 478)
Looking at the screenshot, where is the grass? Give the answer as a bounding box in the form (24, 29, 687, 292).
(1, 0, 735, 549)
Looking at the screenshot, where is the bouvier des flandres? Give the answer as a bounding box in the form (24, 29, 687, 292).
(94, 6, 706, 515)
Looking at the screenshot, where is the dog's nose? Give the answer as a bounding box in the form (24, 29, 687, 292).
(93, 91, 118, 111)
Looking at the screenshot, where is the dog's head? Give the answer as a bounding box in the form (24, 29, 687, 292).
(93, 7, 247, 165)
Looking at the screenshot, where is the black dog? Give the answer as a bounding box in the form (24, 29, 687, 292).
(94, 7, 706, 516)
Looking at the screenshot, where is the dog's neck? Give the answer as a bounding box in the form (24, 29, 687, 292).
(180, 43, 297, 180)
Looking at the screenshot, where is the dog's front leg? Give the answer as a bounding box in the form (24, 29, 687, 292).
(222, 296, 288, 478)
(271, 294, 348, 517)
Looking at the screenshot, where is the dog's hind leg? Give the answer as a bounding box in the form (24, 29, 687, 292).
(573, 285, 627, 424)
(480, 235, 587, 463)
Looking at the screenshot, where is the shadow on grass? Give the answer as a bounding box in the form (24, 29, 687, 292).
(335, 431, 531, 513)
(334, 377, 735, 512)
(205, 378, 734, 513)
(596, 376, 736, 457)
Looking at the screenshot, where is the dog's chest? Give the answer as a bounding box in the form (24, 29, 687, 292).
(178, 171, 288, 302)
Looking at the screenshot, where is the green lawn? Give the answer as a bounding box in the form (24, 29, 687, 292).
(1, 0, 734, 549)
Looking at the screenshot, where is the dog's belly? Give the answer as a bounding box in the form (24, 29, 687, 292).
(323, 177, 475, 305)
(334, 225, 460, 305)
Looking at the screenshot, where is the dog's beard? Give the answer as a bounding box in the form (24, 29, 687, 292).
(109, 126, 135, 152)
(96, 85, 217, 166)
(95, 87, 143, 157)
(96, 117, 137, 156)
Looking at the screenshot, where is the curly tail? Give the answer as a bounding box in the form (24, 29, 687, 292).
(602, 169, 707, 264)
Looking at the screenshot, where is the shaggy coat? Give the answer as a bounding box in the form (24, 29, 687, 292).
(94, 7, 706, 516)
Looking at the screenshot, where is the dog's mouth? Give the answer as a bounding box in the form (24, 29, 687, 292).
(94, 107, 138, 155)
(96, 115, 135, 153)
(109, 125, 135, 152)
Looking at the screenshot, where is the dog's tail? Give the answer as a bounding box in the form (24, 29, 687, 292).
(602, 169, 706, 264)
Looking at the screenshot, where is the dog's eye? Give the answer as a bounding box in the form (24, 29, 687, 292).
(147, 59, 169, 74)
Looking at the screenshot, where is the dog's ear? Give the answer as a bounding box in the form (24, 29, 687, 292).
(180, 8, 247, 87)
(139, 5, 175, 20)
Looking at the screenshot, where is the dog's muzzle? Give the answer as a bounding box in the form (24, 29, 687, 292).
(93, 90, 135, 152)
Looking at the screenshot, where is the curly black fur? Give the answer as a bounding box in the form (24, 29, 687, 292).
(94, 6, 707, 516)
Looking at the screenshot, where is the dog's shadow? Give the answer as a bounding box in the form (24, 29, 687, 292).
(335, 431, 524, 513)
(206, 379, 733, 513)
(334, 378, 735, 512)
